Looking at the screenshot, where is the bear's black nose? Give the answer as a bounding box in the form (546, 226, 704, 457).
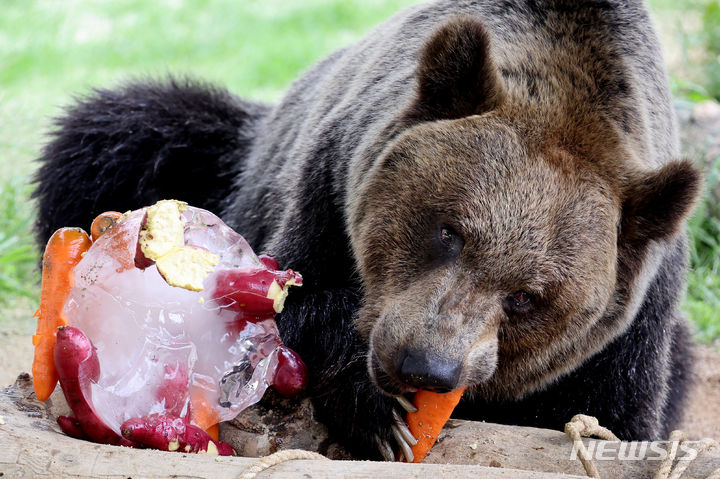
(397, 348, 461, 392)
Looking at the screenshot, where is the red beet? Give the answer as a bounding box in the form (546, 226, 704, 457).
(271, 345, 309, 397)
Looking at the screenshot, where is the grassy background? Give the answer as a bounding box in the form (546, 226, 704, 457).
(1, 0, 718, 341)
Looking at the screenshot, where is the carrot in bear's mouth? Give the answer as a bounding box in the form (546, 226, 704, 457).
(403, 386, 467, 463)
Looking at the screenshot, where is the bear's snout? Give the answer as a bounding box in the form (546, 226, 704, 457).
(363, 282, 502, 396)
(396, 347, 462, 392)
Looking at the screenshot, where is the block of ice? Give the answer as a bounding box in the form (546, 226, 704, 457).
(63, 203, 302, 434)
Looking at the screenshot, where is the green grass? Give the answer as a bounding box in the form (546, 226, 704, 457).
(686, 157, 720, 342)
(0, 0, 422, 311)
(0, 0, 422, 180)
(650, 0, 720, 102)
(1, 0, 718, 341)
(0, 178, 39, 301)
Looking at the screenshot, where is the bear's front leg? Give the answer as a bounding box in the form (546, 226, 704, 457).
(276, 287, 416, 460)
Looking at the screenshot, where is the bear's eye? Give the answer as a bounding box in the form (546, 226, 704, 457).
(437, 225, 463, 257)
(504, 290, 533, 314)
(440, 227, 454, 245)
(424, 223, 464, 267)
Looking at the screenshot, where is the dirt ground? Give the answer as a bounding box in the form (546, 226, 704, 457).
(1, 319, 717, 440)
(681, 343, 720, 439)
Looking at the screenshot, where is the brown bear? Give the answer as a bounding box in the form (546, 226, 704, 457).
(34, 0, 700, 460)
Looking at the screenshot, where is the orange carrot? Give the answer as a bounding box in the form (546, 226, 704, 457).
(404, 386, 467, 463)
(206, 423, 220, 442)
(32, 227, 92, 401)
(90, 211, 122, 241)
(189, 388, 221, 432)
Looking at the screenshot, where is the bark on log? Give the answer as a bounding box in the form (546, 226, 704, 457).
(1, 373, 718, 478)
(0, 375, 582, 479)
(220, 384, 720, 477)
(425, 419, 720, 478)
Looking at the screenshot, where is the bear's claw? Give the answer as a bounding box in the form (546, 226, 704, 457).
(392, 409, 418, 447)
(375, 434, 396, 461)
(376, 408, 417, 462)
(392, 427, 415, 462)
(396, 395, 418, 413)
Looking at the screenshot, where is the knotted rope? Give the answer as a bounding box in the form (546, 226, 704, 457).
(564, 414, 719, 479)
(564, 414, 620, 478)
(237, 449, 329, 479)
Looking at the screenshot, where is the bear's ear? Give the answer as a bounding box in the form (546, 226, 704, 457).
(402, 16, 505, 124)
(620, 160, 702, 244)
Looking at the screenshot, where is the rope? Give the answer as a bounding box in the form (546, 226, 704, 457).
(237, 449, 329, 479)
(661, 437, 719, 479)
(564, 414, 620, 478)
(653, 430, 684, 479)
(564, 415, 719, 479)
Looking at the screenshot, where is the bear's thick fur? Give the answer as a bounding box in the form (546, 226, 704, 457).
(34, 0, 701, 460)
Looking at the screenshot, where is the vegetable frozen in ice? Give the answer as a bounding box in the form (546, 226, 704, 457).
(39, 200, 307, 452)
(32, 227, 92, 401)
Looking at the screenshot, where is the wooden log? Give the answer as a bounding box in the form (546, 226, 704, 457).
(425, 419, 720, 478)
(220, 384, 720, 477)
(1, 373, 718, 478)
(0, 374, 584, 478)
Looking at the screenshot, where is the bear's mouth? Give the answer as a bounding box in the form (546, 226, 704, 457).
(368, 349, 419, 396)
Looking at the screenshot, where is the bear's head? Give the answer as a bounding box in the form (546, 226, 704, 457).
(349, 17, 700, 398)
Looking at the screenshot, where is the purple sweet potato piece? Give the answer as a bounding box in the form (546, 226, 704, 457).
(156, 362, 189, 417)
(54, 326, 136, 447)
(271, 345, 309, 397)
(121, 414, 235, 455)
(57, 415, 86, 439)
(212, 268, 302, 315)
